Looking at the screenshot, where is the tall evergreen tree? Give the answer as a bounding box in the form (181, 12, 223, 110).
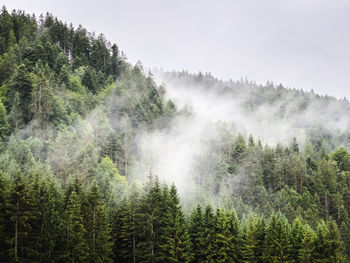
(113, 198, 135, 262)
(314, 220, 344, 263)
(62, 190, 89, 262)
(5, 171, 35, 262)
(298, 224, 316, 263)
(135, 176, 164, 262)
(159, 185, 192, 263)
(0, 171, 9, 261)
(202, 205, 216, 262)
(262, 213, 291, 263)
(189, 205, 204, 262)
(243, 216, 265, 263)
(213, 208, 241, 263)
(85, 180, 113, 263)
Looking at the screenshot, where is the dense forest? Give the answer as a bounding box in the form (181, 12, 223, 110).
(0, 6, 349, 262)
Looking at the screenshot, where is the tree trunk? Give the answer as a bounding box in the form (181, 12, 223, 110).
(124, 124, 128, 176)
(325, 191, 329, 220)
(93, 206, 96, 252)
(133, 207, 136, 263)
(15, 199, 18, 261)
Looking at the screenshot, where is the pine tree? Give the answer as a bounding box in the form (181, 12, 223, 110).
(0, 171, 9, 261)
(85, 180, 113, 263)
(0, 99, 9, 138)
(213, 208, 241, 263)
(113, 198, 135, 262)
(262, 213, 291, 263)
(63, 190, 89, 262)
(314, 220, 344, 263)
(202, 205, 216, 262)
(189, 205, 204, 262)
(8, 91, 23, 132)
(135, 175, 164, 262)
(290, 217, 305, 261)
(159, 185, 192, 263)
(5, 171, 34, 262)
(243, 216, 265, 263)
(30, 61, 54, 130)
(298, 225, 316, 263)
(6, 64, 33, 123)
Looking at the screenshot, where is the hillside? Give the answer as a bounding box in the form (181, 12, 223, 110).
(0, 7, 349, 262)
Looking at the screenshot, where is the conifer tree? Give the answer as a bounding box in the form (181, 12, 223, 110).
(27, 174, 57, 262)
(290, 217, 306, 261)
(189, 205, 204, 262)
(262, 213, 291, 263)
(314, 220, 344, 263)
(213, 208, 241, 263)
(0, 100, 9, 138)
(159, 185, 192, 263)
(0, 171, 9, 261)
(113, 198, 134, 262)
(63, 190, 89, 262)
(30, 61, 54, 130)
(298, 225, 316, 263)
(8, 91, 23, 132)
(6, 171, 34, 262)
(202, 205, 216, 262)
(135, 175, 164, 262)
(243, 216, 265, 263)
(85, 180, 113, 263)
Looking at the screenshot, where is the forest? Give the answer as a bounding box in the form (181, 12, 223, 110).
(0, 6, 349, 262)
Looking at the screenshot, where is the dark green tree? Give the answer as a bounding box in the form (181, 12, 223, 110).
(5, 171, 34, 262)
(85, 180, 113, 263)
(213, 208, 241, 263)
(159, 185, 192, 263)
(243, 216, 265, 263)
(262, 213, 291, 263)
(63, 190, 89, 262)
(189, 205, 204, 262)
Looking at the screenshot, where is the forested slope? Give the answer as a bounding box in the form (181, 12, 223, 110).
(0, 6, 349, 262)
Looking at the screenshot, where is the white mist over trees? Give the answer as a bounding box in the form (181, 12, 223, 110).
(133, 69, 350, 205)
(0, 7, 349, 262)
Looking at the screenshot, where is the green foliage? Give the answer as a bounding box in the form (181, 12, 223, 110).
(262, 213, 291, 263)
(243, 216, 265, 262)
(63, 190, 89, 262)
(159, 185, 192, 262)
(0, 6, 349, 263)
(0, 99, 9, 137)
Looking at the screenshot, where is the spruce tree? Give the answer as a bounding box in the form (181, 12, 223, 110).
(213, 208, 241, 263)
(243, 216, 265, 263)
(202, 205, 216, 262)
(189, 205, 204, 262)
(290, 217, 305, 261)
(85, 180, 113, 263)
(135, 175, 164, 262)
(113, 198, 134, 262)
(298, 225, 316, 263)
(6, 171, 34, 262)
(159, 184, 192, 263)
(0, 171, 9, 261)
(63, 190, 89, 262)
(262, 213, 291, 263)
(314, 220, 344, 263)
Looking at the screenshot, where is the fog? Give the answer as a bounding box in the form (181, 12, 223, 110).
(131, 69, 350, 201)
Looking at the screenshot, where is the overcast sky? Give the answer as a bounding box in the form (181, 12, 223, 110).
(3, 0, 350, 98)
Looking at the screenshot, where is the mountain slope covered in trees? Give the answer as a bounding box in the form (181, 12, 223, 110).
(0, 6, 349, 262)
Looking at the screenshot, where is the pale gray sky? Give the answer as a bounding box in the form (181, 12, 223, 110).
(3, 0, 350, 98)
